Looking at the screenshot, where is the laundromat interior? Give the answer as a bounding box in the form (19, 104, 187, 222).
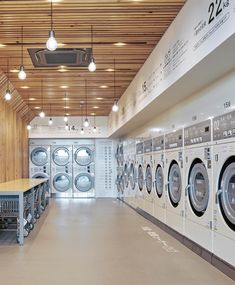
(0, 0, 235, 283)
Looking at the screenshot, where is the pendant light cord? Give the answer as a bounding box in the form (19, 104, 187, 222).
(51, 0, 53, 30)
(21, 25, 23, 65)
(114, 58, 116, 100)
(41, 79, 43, 111)
(85, 79, 88, 118)
(7, 58, 9, 90)
(64, 92, 67, 116)
(91, 25, 93, 56)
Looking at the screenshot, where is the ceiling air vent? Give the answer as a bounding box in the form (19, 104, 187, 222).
(28, 48, 92, 68)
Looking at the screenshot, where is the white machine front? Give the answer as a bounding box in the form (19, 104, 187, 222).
(51, 145, 73, 197)
(184, 120, 213, 251)
(29, 145, 50, 179)
(136, 142, 144, 209)
(73, 143, 95, 198)
(213, 111, 235, 267)
(152, 135, 166, 224)
(143, 139, 154, 216)
(165, 129, 184, 234)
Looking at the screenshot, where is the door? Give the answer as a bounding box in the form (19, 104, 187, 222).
(155, 165, 164, 198)
(145, 164, 152, 194)
(74, 173, 93, 192)
(53, 173, 71, 192)
(53, 147, 70, 166)
(168, 163, 182, 207)
(74, 147, 93, 166)
(138, 164, 144, 191)
(31, 147, 48, 166)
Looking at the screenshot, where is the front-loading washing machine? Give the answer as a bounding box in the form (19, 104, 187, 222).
(165, 129, 184, 234)
(184, 120, 213, 252)
(143, 139, 154, 216)
(213, 111, 235, 267)
(29, 145, 50, 180)
(152, 135, 166, 223)
(51, 145, 73, 197)
(73, 143, 95, 198)
(136, 141, 144, 210)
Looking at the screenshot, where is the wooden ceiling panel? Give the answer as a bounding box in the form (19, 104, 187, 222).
(0, 0, 185, 117)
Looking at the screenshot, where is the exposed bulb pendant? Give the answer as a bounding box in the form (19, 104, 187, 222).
(49, 117, 53, 125)
(83, 117, 89, 127)
(27, 124, 31, 131)
(80, 127, 84, 134)
(46, 0, 57, 51)
(93, 126, 97, 133)
(88, 25, 96, 72)
(18, 26, 26, 80)
(5, 58, 12, 101)
(5, 89, 12, 101)
(112, 100, 119, 112)
(65, 123, 69, 130)
(18, 65, 26, 80)
(64, 115, 68, 122)
(39, 111, 45, 118)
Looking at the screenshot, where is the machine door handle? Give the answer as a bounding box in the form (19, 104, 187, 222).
(216, 189, 222, 204)
(185, 184, 190, 196)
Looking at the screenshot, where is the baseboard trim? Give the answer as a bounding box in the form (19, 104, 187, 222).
(119, 198, 235, 281)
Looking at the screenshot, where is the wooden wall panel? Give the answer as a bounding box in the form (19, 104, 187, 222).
(0, 93, 28, 183)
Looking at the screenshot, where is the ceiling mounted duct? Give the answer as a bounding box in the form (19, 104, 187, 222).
(28, 48, 92, 68)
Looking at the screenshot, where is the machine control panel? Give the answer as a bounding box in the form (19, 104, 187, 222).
(152, 135, 164, 152)
(213, 111, 235, 141)
(184, 120, 211, 146)
(165, 129, 183, 150)
(136, 142, 144, 154)
(144, 139, 152, 153)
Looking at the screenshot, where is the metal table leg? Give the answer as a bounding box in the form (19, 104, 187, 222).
(19, 193, 24, 246)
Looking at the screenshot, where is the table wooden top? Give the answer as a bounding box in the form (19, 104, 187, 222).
(0, 179, 48, 193)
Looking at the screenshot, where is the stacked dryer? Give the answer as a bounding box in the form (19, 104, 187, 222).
(152, 135, 166, 223)
(136, 141, 144, 209)
(29, 145, 50, 180)
(143, 139, 154, 216)
(51, 145, 73, 197)
(184, 120, 213, 252)
(126, 140, 137, 208)
(213, 111, 235, 267)
(73, 142, 95, 198)
(165, 129, 184, 234)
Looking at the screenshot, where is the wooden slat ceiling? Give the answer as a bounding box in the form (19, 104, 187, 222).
(0, 0, 185, 117)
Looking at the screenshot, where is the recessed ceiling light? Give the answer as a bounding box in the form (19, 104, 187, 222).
(105, 68, 115, 72)
(34, 106, 41, 109)
(90, 113, 96, 116)
(96, 97, 103, 100)
(66, 113, 70, 116)
(60, 85, 68, 89)
(21, 86, 30, 89)
(29, 98, 36, 101)
(0, 44, 6, 47)
(58, 43, 66, 47)
(10, 69, 18, 73)
(58, 68, 68, 72)
(113, 42, 127, 46)
(93, 106, 99, 109)
(100, 85, 108, 88)
(64, 106, 70, 109)
(62, 97, 69, 101)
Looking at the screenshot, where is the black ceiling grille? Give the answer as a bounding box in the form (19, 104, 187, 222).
(28, 48, 92, 68)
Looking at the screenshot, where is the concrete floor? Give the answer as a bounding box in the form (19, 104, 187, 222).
(0, 199, 234, 285)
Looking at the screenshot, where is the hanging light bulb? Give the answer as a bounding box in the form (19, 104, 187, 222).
(5, 89, 12, 101)
(49, 117, 53, 125)
(46, 1, 57, 51)
(65, 123, 69, 130)
(80, 127, 84, 135)
(93, 126, 97, 133)
(18, 26, 26, 80)
(39, 111, 45, 118)
(18, 65, 26, 80)
(27, 124, 31, 131)
(112, 100, 119, 112)
(83, 118, 89, 127)
(88, 25, 96, 72)
(88, 58, 96, 72)
(64, 115, 68, 122)
(47, 31, 57, 51)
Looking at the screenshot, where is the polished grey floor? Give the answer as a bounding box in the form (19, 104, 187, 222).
(0, 199, 234, 285)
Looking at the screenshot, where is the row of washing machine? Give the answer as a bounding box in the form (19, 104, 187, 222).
(116, 110, 235, 268)
(30, 143, 95, 198)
